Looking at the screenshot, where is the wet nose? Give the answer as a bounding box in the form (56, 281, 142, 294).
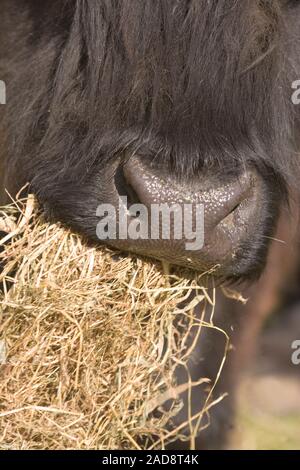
(110, 156, 259, 274)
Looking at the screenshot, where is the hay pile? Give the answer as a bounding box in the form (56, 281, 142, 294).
(0, 195, 229, 450)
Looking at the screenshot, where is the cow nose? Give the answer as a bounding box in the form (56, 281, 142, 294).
(110, 156, 259, 274)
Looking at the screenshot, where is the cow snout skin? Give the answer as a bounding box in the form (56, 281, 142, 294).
(102, 156, 265, 279)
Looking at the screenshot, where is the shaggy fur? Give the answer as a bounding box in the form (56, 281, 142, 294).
(1, 1, 300, 279)
(1, 0, 300, 449)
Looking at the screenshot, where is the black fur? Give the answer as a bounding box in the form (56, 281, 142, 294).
(1, 1, 299, 281)
(1, 0, 300, 449)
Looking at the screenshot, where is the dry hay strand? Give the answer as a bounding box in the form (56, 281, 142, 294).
(0, 195, 231, 450)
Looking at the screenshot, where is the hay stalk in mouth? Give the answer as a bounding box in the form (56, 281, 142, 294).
(0, 196, 231, 450)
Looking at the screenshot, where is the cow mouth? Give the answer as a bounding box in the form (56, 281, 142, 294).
(93, 157, 277, 281)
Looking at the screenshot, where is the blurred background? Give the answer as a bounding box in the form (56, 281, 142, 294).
(232, 303, 300, 449)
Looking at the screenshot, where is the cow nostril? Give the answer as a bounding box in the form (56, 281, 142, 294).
(114, 165, 141, 208)
(220, 202, 242, 230)
(231, 203, 241, 213)
(211, 172, 255, 229)
(224, 202, 241, 218)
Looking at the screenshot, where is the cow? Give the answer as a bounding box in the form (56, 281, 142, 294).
(1, 0, 300, 449)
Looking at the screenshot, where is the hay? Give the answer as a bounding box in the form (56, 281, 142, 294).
(0, 195, 229, 450)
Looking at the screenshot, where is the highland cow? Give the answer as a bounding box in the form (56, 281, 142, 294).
(1, 0, 300, 449)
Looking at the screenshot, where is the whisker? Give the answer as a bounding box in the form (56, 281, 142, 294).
(262, 236, 286, 245)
